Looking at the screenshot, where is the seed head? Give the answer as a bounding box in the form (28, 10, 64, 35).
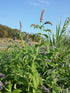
(42, 85, 50, 93)
(45, 59, 52, 62)
(54, 52, 58, 59)
(66, 56, 68, 63)
(61, 64, 64, 67)
(40, 51, 49, 55)
(68, 64, 70, 67)
(40, 9, 45, 23)
(28, 42, 32, 46)
(52, 67, 57, 72)
(30, 24, 36, 27)
(0, 73, 5, 79)
(44, 21, 53, 25)
(0, 81, 3, 91)
(50, 46, 56, 49)
(19, 21, 22, 31)
(5, 81, 9, 85)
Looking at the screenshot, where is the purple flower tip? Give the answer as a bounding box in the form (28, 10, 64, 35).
(45, 59, 52, 62)
(0, 81, 3, 91)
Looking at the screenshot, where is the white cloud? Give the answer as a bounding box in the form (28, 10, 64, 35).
(31, 2, 40, 6)
(38, 0, 49, 5)
(30, 0, 49, 7)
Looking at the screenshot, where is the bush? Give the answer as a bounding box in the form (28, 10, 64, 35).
(0, 10, 70, 93)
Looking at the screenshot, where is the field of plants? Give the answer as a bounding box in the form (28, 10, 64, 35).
(0, 10, 70, 93)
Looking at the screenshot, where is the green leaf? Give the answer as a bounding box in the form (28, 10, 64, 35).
(12, 89, 22, 93)
(14, 83, 17, 89)
(60, 17, 70, 38)
(8, 82, 12, 92)
(52, 90, 56, 93)
(42, 34, 48, 38)
(39, 25, 44, 29)
(43, 29, 51, 32)
(38, 33, 41, 35)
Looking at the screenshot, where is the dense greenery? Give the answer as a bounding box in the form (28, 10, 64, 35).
(0, 24, 20, 38)
(0, 24, 41, 42)
(0, 10, 70, 93)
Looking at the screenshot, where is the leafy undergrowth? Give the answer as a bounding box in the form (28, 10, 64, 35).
(0, 38, 37, 49)
(0, 10, 70, 93)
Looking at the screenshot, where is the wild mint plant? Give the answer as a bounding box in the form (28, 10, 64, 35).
(0, 9, 70, 93)
(31, 9, 52, 43)
(30, 9, 52, 54)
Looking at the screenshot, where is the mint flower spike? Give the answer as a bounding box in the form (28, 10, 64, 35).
(44, 21, 53, 25)
(19, 21, 22, 31)
(30, 24, 36, 27)
(0, 81, 3, 91)
(40, 9, 45, 23)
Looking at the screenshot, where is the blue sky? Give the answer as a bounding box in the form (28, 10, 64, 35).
(0, 0, 70, 34)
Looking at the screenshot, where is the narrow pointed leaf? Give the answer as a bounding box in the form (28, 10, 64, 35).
(42, 34, 48, 38)
(43, 29, 51, 32)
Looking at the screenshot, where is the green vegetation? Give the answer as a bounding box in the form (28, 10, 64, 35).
(0, 24, 42, 42)
(0, 24, 19, 38)
(0, 9, 70, 93)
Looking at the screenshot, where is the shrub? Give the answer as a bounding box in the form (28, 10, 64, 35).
(0, 9, 70, 93)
